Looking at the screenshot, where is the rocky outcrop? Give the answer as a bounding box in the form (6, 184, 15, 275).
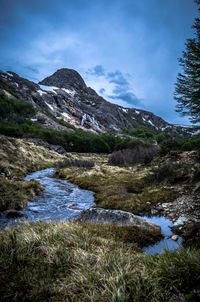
(39, 68, 87, 91)
(1, 69, 199, 135)
(73, 208, 161, 232)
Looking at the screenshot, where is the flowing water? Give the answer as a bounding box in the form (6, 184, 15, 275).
(0, 168, 182, 254)
(142, 216, 182, 254)
(0, 168, 95, 228)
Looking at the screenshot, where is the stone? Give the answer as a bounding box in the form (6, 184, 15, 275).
(174, 216, 188, 226)
(3, 209, 24, 219)
(73, 208, 161, 232)
(171, 235, 179, 241)
(162, 203, 169, 208)
(66, 203, 76, 208)
(151, 209, 158, 215)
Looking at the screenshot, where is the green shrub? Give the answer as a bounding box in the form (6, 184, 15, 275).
(144, 162, 200, 184)
(0, 93, 36, 121)
(144, 163, 182, 184)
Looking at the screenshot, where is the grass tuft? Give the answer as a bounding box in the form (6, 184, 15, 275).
(0, 221, 199, 301)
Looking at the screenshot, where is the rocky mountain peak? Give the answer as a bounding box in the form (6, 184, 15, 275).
(39, 68, 87, 91)
(1, 68, 200, 136)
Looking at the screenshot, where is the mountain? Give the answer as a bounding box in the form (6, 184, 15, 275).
(0, 68, 199, 135)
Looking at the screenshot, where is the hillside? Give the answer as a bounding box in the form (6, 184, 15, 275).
(0, 69, 199, 136)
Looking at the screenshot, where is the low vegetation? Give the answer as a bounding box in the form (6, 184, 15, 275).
(57, 157, 95, 168)
(55, 156, 176, 215)
(0, 221, 199, 301)
(158, 137, 200, 156)
(0, 135, 65, 211)
(144, 161, 200, 185)
(0, 135, 65, 179)
(109, 144, 158, 166)
(0, 180, 44, 212)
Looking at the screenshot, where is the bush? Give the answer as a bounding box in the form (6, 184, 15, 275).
(108, 144, 158, 166)
(144, 163, 181, 184)
(0, 93, 36, 121)
(159, 137, 200, 156)
(57, 158, 95, 168)
(144, 162, 200, 184)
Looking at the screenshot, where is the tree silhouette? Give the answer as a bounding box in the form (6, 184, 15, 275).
(174, 1, 200, 123)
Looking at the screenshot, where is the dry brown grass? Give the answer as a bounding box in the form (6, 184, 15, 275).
(0, 135, 65, 211)
(0, 135, 65, 180)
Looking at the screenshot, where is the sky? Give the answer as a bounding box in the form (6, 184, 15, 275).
(0, 0, 199, 125)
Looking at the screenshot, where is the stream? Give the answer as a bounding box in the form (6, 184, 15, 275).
(0, 168, 182, 254)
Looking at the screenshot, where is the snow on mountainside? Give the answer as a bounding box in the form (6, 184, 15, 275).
(0, 68, 199, 135)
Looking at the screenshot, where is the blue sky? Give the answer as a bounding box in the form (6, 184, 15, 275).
(0, 0, 198, 125)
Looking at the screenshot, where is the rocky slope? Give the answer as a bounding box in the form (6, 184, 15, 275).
(0, 68, 199, 135)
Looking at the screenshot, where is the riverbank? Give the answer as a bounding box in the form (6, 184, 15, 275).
(0, 135, 65, 211)
(55, 152, 200, 247)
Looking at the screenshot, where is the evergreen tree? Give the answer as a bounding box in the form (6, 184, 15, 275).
(174, 1, 200, 123)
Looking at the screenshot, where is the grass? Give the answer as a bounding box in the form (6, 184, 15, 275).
(0, 134, 65, 211)
(0, 180, 44, 211)
(0, 221, 199, 301)
(55, 158, 177, 215)
(0, 135, 65, 179)
(80, 223, 163, 249)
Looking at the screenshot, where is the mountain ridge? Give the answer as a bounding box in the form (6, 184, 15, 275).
(0, 68, 199, 136)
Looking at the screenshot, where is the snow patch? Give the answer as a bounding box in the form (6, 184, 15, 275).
(1, 74, 7, 79)
(135, 110, 140, 114)
(45, 102, 54, 111)
(148, 120, 155, 127)
(62, 112, 71, 120)
(39, 85, 59, 94)
(61, 88, 76, 96)
(174, 124, 194, 129)
(121, 108, 128, 113)
(7, 72, 13, 77)
(14, 82, 19, 87)
(30, 118, 38, 122)
(37, 90, 46, 96)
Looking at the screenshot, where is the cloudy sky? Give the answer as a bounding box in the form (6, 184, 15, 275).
(0, 0, 198, 124)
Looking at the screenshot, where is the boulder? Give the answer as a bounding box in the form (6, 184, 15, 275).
(2, 209, 25, 219)
(73, 208, 161, 232)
